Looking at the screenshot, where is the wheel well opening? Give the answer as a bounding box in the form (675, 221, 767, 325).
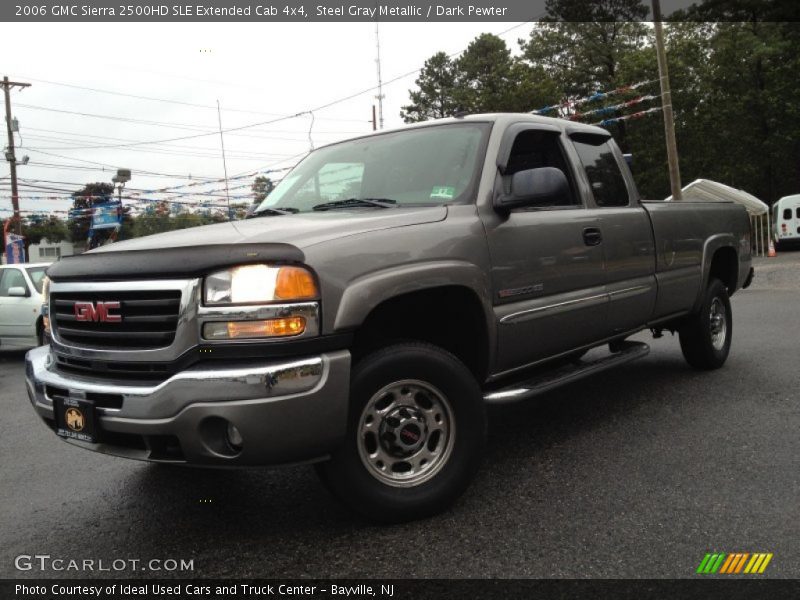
(353, 286, 489, 382)
(709, 247, 738, 294)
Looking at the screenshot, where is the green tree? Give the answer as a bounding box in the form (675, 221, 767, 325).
(453, 34, 522, 113)
(521, 1, 651, 105)
(67, 182, 114, 243)
(252, 176, 275, 203)
(401, 52, 458, 122)
(401, 35, 556, 123)
(22, 215, 68, 245)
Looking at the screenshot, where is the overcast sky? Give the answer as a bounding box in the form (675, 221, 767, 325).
(0, 22, 536, 218)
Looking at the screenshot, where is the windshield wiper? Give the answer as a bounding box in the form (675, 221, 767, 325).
(312, 198, 397, 211)
(248, 206, 299, 217)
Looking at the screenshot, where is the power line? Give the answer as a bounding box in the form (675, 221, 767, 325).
(23, 125, 355, 144)
(11, 20, 539, 153)
(23, 140, 298, 161)
(25, 159, 221, 181)
(14, 104, 368, 139)
(15, 76, 370, 122)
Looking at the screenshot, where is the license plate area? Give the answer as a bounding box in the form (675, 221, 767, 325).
(54, 396, 97, 443)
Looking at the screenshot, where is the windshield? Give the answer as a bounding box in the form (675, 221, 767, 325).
(256, 122, 490, 214)
(25, 267, 48, 294)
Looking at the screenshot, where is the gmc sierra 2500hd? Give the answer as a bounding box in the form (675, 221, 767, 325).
(26, 114, 753, 521)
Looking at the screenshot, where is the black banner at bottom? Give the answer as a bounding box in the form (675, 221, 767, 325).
(3, 579, 800, 600)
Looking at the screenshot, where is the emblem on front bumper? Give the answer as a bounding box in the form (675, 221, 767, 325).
(73, 301, 122, 323)
(65, 407, 85, 432)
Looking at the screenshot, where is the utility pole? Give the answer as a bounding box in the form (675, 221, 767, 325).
(652, 0, 682, 201)
(374, 23, 385, 129)
(2, 76, 31, 234)
(372, 105, 377, 131)
(216, 99, 232, 219)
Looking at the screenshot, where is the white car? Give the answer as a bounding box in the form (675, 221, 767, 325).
(0, 262, 50, 349)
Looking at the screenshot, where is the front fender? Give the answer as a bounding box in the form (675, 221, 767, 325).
(332, 260, 496, 364)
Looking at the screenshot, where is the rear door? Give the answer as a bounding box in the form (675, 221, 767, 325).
(567, 133, 657, 334)
(483, 124, 609, 374)
(778, 199, 800, 242)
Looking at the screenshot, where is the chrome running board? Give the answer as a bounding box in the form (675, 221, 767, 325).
(483, 341, 650, 404)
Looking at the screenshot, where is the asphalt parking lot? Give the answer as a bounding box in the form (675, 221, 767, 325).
(1, 253, 798, 579)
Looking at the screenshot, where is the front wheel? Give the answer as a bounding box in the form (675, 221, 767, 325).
(678, 278, 733, 370)
(316, 342, 486, 522)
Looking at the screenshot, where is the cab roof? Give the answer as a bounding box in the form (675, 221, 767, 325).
(316, 112, 611, 151)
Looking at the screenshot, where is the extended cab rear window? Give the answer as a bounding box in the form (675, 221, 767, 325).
(572, 138, 630, 207)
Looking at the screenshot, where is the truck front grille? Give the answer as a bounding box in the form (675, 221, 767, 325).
(51, 290, 182, 349)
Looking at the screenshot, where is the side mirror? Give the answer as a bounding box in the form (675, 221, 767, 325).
(7, 286, 29, 297)
(496, 167, 570, 211)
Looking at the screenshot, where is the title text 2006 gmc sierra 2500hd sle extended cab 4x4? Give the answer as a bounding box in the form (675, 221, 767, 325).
(26, 114, 753, 521)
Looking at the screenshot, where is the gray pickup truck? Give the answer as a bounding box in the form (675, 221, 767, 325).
(26, 113, 753, 521)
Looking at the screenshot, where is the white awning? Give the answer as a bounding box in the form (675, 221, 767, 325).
(666, 179, 769, 216)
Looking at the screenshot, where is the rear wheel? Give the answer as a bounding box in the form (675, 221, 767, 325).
(316, 342, 486, 522)
(678, 278, 732, 370)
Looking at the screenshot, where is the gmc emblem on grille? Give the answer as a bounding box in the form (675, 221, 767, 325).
(73, 301, 122, 323)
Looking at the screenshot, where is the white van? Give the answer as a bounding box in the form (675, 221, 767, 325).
(773, 195, 800, 249)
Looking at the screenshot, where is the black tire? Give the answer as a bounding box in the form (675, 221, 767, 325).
(678, 278, 732, 370)
(316, 342, 486, 523)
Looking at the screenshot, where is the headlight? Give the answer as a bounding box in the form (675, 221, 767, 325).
(204, 264, 318, 305)
(41, 276, 50, 302)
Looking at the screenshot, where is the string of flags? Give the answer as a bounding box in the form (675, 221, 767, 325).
(567, 94, 659, 121)
(132, 165, 294, 195)
(594, 106, 663, 127)
(532, 79, 658, 115)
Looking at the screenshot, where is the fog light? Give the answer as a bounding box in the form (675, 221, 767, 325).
(203, 317, 306, 340)
(226, 422, 243, 450)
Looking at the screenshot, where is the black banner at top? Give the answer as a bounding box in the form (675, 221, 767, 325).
(3, 0, 798, 23)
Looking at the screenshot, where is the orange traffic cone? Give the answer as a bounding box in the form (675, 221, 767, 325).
(768, 240, 777, 257)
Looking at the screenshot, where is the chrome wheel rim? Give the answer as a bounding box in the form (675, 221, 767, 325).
(357, 379, 455, 488)
(709, 297, 727, 350)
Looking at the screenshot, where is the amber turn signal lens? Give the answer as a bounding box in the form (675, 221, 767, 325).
(275, 267, 317, 300)
(43, 316, 50, 333)
(203, 317, 306, 340)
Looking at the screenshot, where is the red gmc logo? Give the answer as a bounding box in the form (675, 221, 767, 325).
(73, 301, 122, 323)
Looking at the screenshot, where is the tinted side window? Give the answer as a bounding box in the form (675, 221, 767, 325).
(784, 208, 792, 220)
(503, 130, 579, 207)
(572, 139, 630, 207)
(0, 269, 28, 296)
(796, 207, 800, 219)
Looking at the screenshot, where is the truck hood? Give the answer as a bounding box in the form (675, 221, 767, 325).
(47, 207, 447, 281)
(95, 206, 447, 252)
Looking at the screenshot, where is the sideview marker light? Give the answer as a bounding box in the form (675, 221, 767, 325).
(203, 317, 306, 340)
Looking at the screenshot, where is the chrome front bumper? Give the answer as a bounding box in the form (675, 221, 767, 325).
(25, 345, 351, 466)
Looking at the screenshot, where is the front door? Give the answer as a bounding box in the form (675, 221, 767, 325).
(483, 126, 609, 375)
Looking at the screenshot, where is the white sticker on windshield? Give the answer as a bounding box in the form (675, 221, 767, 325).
(430, 186, 456, 200)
